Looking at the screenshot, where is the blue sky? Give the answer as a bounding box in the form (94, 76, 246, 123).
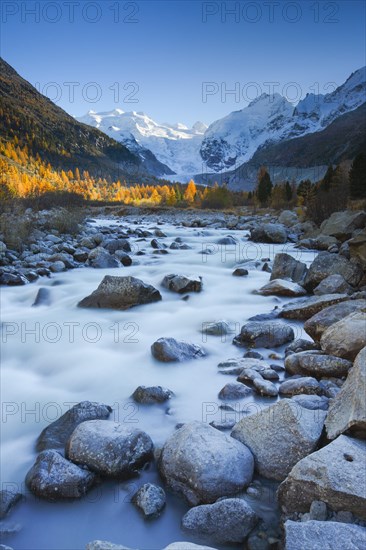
(1, 0, 365, 126)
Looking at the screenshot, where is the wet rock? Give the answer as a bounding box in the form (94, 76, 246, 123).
(36, 401, 112, 452)
(87, 247, 120, 268)
(278, 435, 366, 519)
(253, 378, 278, 397)
(78, 276, 162, 310)
(181, 498, 258, 544)
(25, 450, 95, 500)
(0, 270, 28, 285)
(234, 321, 294, 348)
(231, 399, 326, 481)
(132, 386, 173, 404)
(151, 337, 206, 362)
(320, 379, 342, 399)
(73, 248, 89, 262)
(280, 294, 349, 320)
(270, 253, 307, 283)
(32, 287, 51, 307)
(284, 352, 352, 378)
(201, 321, 230, 336)
(291, 394, 329, 411)
(320, 311, 366, 360)
(232, 268, 248, 276)
(158, 421, 254, 505)
(279, 377, 321, 396)
(162, 274, 202, 293)
(132, 483, 166, 518)
(279, 210, 298, 227)
(114, 251, 132, 266)
(348, 229, 366, 268)
(320, 210, 366, 241)
(244, 351, 264, 359)
(104, 238, 131, 254)
(151, 238, 166, 250)
(286, 339, 320, 354)
(0, 491, 22, 519)
(218, 382, 252, 400)
(216, 235, 237, 245)
(257, 279, 306, 297)
(250, 223, 287, 244)
(304, 252, 363, 291)
(66, 420, 153, 478)
(284, 520, 366, 550)
(50, 260, 66, 273)
(304, 299, 366, 341)
(0, 524, 21, 538)
(314, 274, 353, 296)
(209, 419, 236, 431)
(325, 347, 366, 440)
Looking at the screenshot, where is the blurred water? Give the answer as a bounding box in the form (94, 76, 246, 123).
(0, 218, 316, 550)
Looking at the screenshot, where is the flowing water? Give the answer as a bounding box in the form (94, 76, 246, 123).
(0, 216, 317, 550)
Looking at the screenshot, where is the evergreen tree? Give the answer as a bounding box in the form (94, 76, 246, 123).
(320, 165, 334, 191)
(349, 153, 366, 199)
(285, 180, 293, 202)
(256, 167, 273, 205)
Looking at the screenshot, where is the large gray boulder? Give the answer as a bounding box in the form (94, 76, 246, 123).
(233, 321, 294, 348)
(250, 223, 287, 244)
(66, 420, 153, 477)
(78, 276, 162, 310)
(313, 274, 353, 295)
(158, 422, 254, 505)
(320, 311, 366, 360)
(304, 252, 363, 291)
(279, 377, 321, 396)
(36, 401, 112, 452)
(181, 498, 258, 544)
(151, 337, 206, 362)
(280, 294, 349, 320)
(278, 210, 298, 227)
(26, 450, 95, 499)
(277, 435, 366, 519)
(231, 399, 326, 481)
(132, 386, 173, 404)
(284, 520, 366, 550)
(348, 228, 366, 268)
(87, 247, 120, 268)
(257, 279, 306, 297)
(325, 347, 366, 440)
(162, 274, 202, 293)
(320, 210, 366, 241)
(284, 351, 352, 378)
(304, 299, 366, 341)
(270, 253, 308, 283)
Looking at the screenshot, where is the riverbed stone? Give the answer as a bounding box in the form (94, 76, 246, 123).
(158, 421, 254, 505)
(270, 253, 307, 283)
(78, 276, 162, 310)
(304, 252, 363, 291)
(25, 450, 95, 499)
(304, 299, 366, 341)
(277, 435, 366, 519)
(257, 279, 306, 297)
(253, 377, 278, 397)
(314, 274, 353, 296)
(151, 337, 206, 362)
(291, 394, 329, 411)
(132, 386, 173, 404)
(181, 498, 258, 544)
(36, 401, 112, 452)
(231, 399, 326, 481)
(320, 311, 366, 360)
(162, 274, 202, 293)
(284, 520, 366, 550)
(132, 483, 166, 518)
(325, 347, 366, 440)
(320, 210, 366, 241)
(250, 223, 287, 244)
(348, 229, 366, 268)
(66, 420, 153, 478)
(284, 352, 353, 378)
(280, 294, 349, 320)
(218, 382, 252, 400)
(234, 321, 294, 348)
(0, 491, 22, 519)
(279, 377, 321, 396)
(87, 247, 120, 268)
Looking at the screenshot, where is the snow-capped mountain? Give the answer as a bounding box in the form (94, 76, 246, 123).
(77, 110, 207, 175)
(201, 66, 366, 172)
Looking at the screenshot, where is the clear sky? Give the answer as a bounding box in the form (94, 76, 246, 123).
(1, 0, 365, 126)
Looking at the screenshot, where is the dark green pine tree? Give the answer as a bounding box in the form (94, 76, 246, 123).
(349, 153, 366, 199)
(285, 181, 293, 202)
(257, 167, 273, 205)
(320, 164, 335, 191)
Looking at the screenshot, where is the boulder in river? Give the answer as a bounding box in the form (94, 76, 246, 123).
(257, 279, 306, 297)
(320, 311, 366, 360)
(313, 274, 353, 296)
(284, 520, 366, 550)
(284, 351, 353, 379)
(234, 321, 294, 348)
(250, 223, 287, 244)
(304, 299, 366, 341)
(280, 294, 349, 320)
(132, 386, 173, 404)
(162, 274, 202, 293)
(231, 399, 326, 481)
(66, 420, 153, 478)
(348, 228, 366, 268)
(78, 276, 162, 310)
(325, 347, 366, 440)
(270, 253, 307, 283)
(26, 450, 95, 500)
(158, 421, 254, 505)
(181, 498, 258, 544)
(218, 382, 252, 400)
(319, 210, 366, 241)
(279, 376, 321, 396)
(36, 401, 112, 452)
(151, 337, 206, 362)
(87, 247, 120, 268)
(0, 490, 22, 519)
(132, 483, 166, 518)
(277, 435, 366, 519)
(304, 252, 363, 291)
